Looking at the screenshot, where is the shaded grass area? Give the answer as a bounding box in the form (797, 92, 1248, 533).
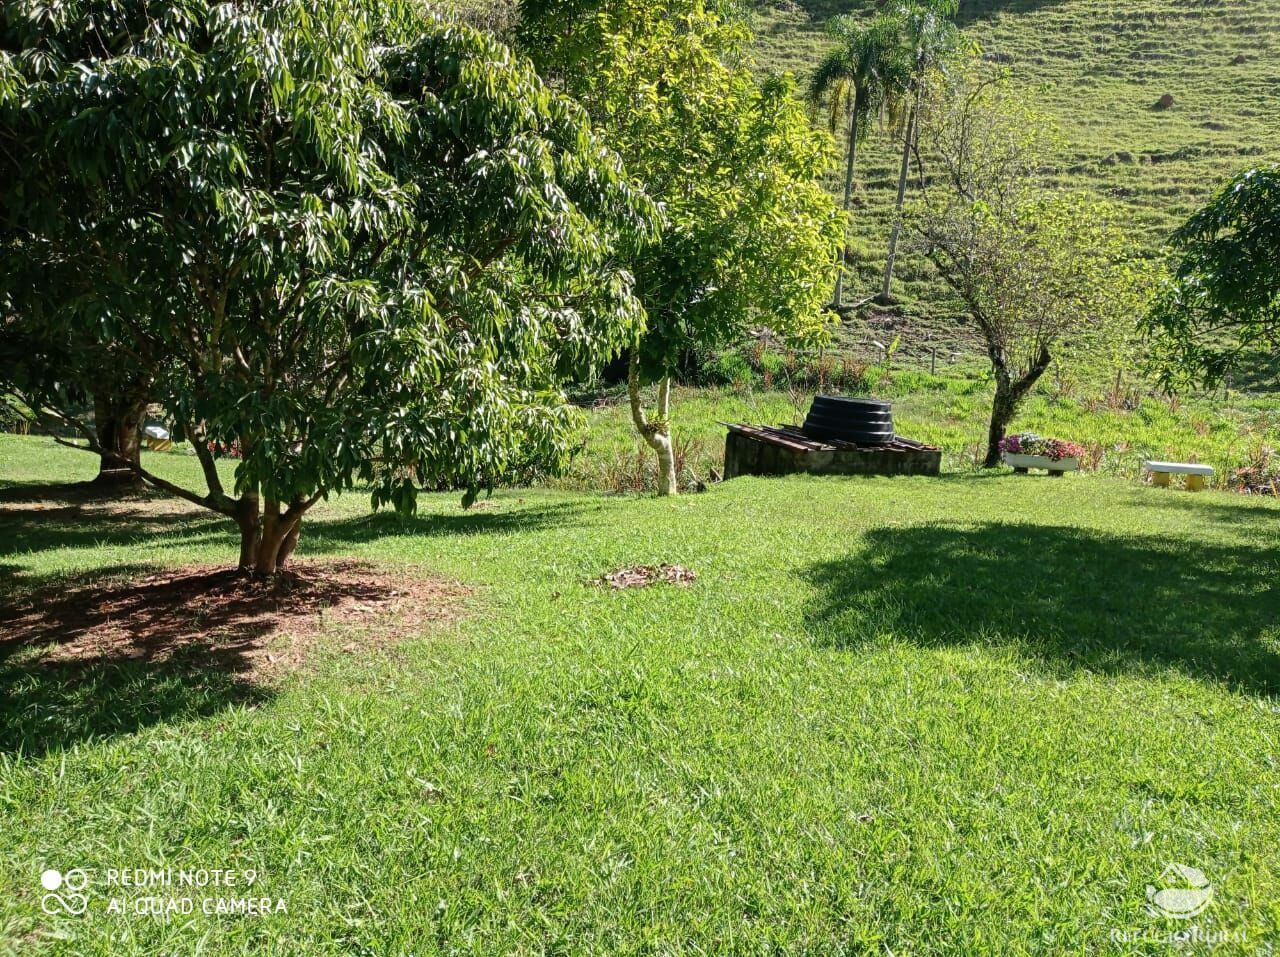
(806, 517, 1280, 695)
(0, 487, 268, 760)
(1, 558, 469, 758)
(2, 434, 1279, 954)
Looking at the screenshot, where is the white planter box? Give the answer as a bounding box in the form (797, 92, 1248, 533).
(1003, 452, 1080, 473)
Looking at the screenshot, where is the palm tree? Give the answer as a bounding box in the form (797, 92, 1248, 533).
(879, 0, 960, 305)
(808, 13, 910, 310)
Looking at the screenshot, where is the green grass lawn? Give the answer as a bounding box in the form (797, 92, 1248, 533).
(563, 379, 1280, 493)
(2, 434, 1279, 954)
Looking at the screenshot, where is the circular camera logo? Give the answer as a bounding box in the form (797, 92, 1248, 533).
(1146, 863, 1213, 919)
(40, 869, 89, 916)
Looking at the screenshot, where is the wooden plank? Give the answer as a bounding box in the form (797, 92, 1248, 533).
(774, 425, 839, 450)
(725, 422, 941, 456)
(722, 423, 815, 453)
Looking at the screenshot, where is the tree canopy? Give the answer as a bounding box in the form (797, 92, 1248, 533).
(0, 0, 656, 572)
(908, 70, 1153, 465)
(520, 0, 843, 493)
(1145, 164, 1280, 390)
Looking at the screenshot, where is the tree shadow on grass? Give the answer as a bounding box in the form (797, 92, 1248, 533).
(0, 480, 230, 559)
(803, 521, 1280, 696)
(0, 559, 466, 756)
(305, 499, 593, 546)
(0, 478, 151, 503)
(0, 645, 269, 759)
(0, 565, 318, 756)
(1130, 490, 1280, 528)
(0, 484, 588, 582)
(0, 566, 272, 758)
(0, 487, 576, 755)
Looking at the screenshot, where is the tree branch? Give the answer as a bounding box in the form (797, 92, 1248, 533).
(188, 422, 234, 507)
(51, 435, 238, 517)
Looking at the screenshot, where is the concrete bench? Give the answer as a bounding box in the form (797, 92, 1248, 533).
(144, 424, 173, 452)
(1143, 460, 1214, 491)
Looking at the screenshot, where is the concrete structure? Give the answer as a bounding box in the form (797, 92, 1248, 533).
(723, 424, 941, 479)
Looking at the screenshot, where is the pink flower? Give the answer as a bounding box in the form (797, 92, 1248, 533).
(1001, 433, 1083, 461)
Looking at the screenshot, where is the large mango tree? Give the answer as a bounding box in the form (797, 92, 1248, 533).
(0, 0, 656, 574)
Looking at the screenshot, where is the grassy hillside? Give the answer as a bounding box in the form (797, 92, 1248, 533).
(748, 0, 1280, 362)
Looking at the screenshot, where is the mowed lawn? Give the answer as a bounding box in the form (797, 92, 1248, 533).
(1, 435, 1279, 955)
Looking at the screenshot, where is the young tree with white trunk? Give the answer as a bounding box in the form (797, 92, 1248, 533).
(521, 0, 843, 495)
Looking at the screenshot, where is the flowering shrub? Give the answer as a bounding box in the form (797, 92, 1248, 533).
(999, 433, 1085, 461)
(206, 440, 243, 460)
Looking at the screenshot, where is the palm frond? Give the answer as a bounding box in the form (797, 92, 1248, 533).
(808, 51, 852, 130)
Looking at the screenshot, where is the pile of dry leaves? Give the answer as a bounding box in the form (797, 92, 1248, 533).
(595, 564, 698, 589)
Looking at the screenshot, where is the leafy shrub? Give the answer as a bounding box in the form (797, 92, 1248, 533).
(712, 352, 755, 388)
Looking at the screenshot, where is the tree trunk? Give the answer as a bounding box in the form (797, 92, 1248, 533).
(278, 519, 302, 570)
(832, 92, 863, 310)
(92, 391, 147, 487)
(236, 491, 263, 573)
(653, 376, 677, 497)
(254, 530, 289, 577)
(254, 501, 285, 577)
(628, 355, 678, 497)
(231, 488, 309, 577)
(983, 346, 1054, 468)
(984, 384, 1016, 468)
(880, 98, 918, 305)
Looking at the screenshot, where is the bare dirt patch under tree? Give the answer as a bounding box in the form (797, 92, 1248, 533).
(0, 560, 471, 681)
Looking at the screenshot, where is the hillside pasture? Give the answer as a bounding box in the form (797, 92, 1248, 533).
(750, 0, 1280, 352)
